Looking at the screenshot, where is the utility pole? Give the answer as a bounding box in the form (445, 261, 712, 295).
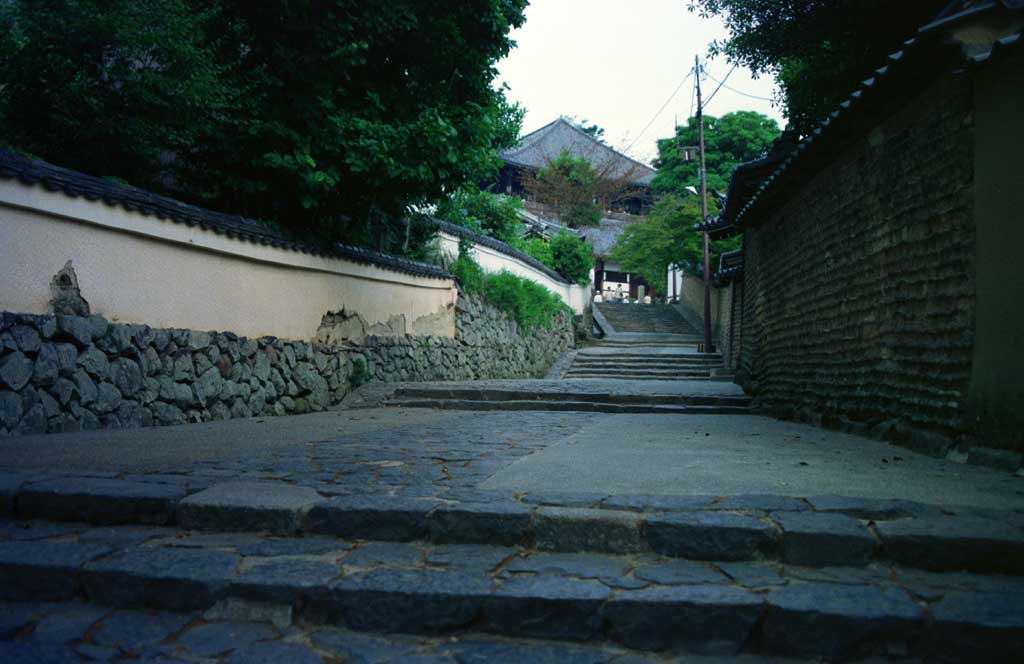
(695, 55, 713, 352)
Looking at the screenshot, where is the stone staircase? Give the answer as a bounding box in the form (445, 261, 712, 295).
(564, 348, 725, 380)
(2, 475, 1023, 662)
(594, 302, 698, 335)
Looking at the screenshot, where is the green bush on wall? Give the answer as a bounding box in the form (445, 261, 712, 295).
(450, 253, 568, 331)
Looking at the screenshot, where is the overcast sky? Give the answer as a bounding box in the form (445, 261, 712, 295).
(497, 0, 786, 165)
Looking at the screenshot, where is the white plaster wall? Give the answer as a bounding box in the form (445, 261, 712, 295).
(437, 232, 587, 315)
(0, 182, 457, 339)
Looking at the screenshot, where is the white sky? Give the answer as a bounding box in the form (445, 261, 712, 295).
(497, 0, 786, 165)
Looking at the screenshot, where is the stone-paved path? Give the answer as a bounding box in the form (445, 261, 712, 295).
(1, 407, 1024, 661)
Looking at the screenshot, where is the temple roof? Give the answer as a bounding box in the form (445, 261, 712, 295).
(501, 118, 656, 187)
(578, 218, 630, 259)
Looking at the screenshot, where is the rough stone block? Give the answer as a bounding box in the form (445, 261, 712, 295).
(762, 583, 923, 660)
(504, 552, 628, 580)
(18, 477, 185, 525)
(646, 511, 778, 560)
(83, 546, 239, 610)
(483, 575, 610, 640)
(222, 640, 325, 664)
(774, 511, 876, 567)
(177, 481, 324, 536)
(175, 622, 279, 658)
(931, 590, 1024, 662)
(533, 506, 643, 553)
(312, 568, 490, 633)
(91, 609, 194, 652)
(0, 541, 113, 600)
(603, 584, 763, 653)
(712, 494, 810, 513)
(806, 495, 923, 520)
(0, 471, 36, 516)
(875, 516, 1024, 574)
(232, 557, 340, 604)
(304, 494, 438, 541)
(428, 501, 532, 546)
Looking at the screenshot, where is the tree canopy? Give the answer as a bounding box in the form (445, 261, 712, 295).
(687, 0, 946, 134)
(0, 0, 528, 252)
(527, 151, 603, 228)
(611, 194, 737, 287)
(651, 110, 780, 196)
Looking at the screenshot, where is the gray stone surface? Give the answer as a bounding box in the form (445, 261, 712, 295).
(876, 516, 1024, 573)
(233, 558, 341, 603)
(505, 552, 629, 579)
(305, 494, 438, 541)
(931, 591, 1024, 662)
(633, 559, 727, 585)
(762, 583, 923, 659)
(0, 541, 113, 600)
(603, 584, 762, 653)
(774, 511, 876, 567)
(222, 640, 325, 664)
(533, 506, 643, 553)
(0, 352, 33, 391)
(18, 477, 185, 524)
(321, 568, 491, 633)
(429, 501, 532, 546)
(176, 621, 278, 657)
(646, 512, 777, 560)
(92, 609, 194, 652)
(177, 481, 325, 536)
(485, 575, 610, 640)
(83, 546, 239, 610)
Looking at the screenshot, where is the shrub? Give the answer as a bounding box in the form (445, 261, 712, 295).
(518, 237, 554, 267)
(481, 271, 568, 330)
(449, 252, 567, 330)
(435, 187, 524, 244)
(550, 231, 593, 285)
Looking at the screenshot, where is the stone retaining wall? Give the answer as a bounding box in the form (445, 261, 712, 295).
(0, 293, 574, 436)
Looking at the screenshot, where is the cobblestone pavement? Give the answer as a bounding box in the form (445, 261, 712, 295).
(3, 516, 1023, 662)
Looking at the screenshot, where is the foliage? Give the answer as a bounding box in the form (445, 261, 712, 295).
(478, 271, 568, 330)
(435, 187, 524, 245)
(517, 237, 554, 267)
(611, 194, 736, 288)
(451, 253, 567, 330)
(529, 151, 602, 228)
(549, 231, 593, 286)
(349, 355, 371, 387)
(561, 115, 606, 142)
(687, 1, 945, 133)
(652, 111, 780, 196)
(0, 0, 528, 252)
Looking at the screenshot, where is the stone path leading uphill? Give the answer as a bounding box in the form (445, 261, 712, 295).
(1, 407, 1023, 662)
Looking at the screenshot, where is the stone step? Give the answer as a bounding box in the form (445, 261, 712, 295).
(383, 398, 749, 414)
(563, 370, 715, 379)
(390, 387, 747, 406)
(571, 355, 723, 364)
(593, 340, 702, 347)
(6, 474, 1024, 576)
(1, 518, 1021, 661)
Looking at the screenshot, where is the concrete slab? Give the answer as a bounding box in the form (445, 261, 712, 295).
(479, 414, 1024, 510)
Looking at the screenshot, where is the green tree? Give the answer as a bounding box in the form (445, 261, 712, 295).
(528, 151, 602, 228)
(561, 115, 606, 142)
(549, 231, 593, 286)
(687, 1, 946, 133)
(435, 188, 524, 244)
(611, 194, 734, 288)
(0, 0, 528, 252)
(651, 110, 780, 197)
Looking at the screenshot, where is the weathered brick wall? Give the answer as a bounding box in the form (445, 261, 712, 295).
(740, 75, 975, 450)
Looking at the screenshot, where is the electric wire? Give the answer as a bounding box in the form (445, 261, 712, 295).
(624, 68, 694, 153)
(702, 64, 737, 109)
(702, 68, 774, 102)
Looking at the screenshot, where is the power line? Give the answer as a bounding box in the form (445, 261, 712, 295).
(625, 68, 694, 153)
(702, 69, 774, 102)
(702, 64, 736, 109)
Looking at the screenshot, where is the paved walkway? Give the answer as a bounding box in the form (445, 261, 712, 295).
(2, 407, 1021, 510)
